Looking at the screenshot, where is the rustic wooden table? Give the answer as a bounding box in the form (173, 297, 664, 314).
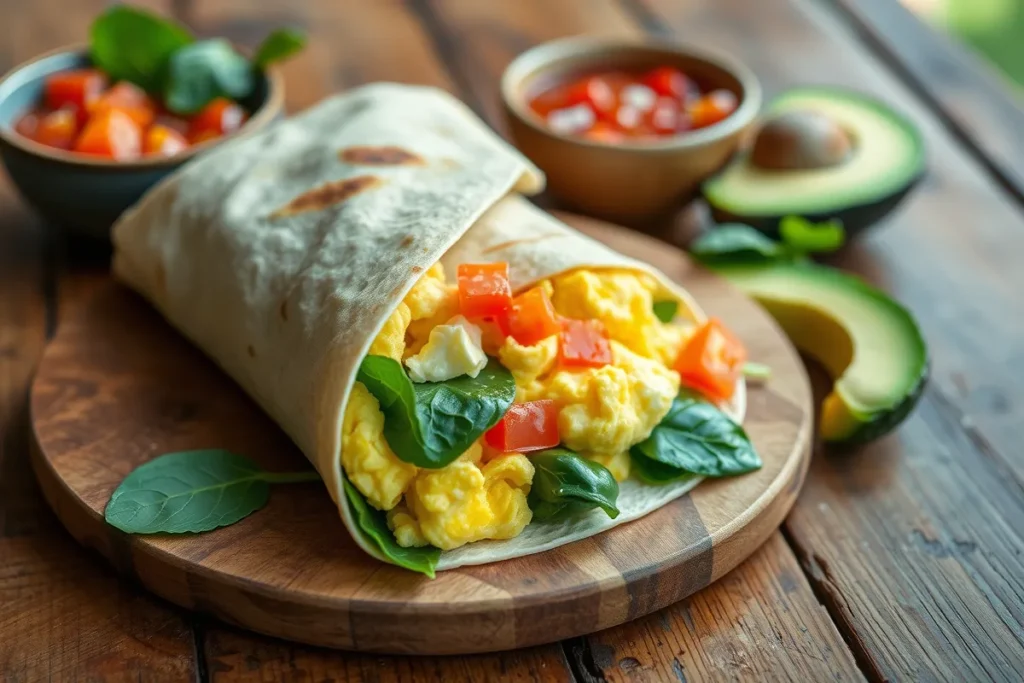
(2, 1, 1022, 681)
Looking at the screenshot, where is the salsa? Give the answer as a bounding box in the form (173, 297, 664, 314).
(13, 68, 247, 161)
(528, 66, 739, 143)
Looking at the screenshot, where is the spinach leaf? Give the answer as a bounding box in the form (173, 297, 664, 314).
(630, 398, 762, 478)
(652, 300, 679, 323)
(528, 449, 619, 522)
(105, 450, 319, 534)
(630, 450, 700, 485)
(689, 224, 785, 265)
(779, 215, 845, 253)
(254, 28, 307, 69)
(90, 5, 194, 93)
(357, 355, 516, 469)
(164, 39, 254, 115)
(343, 479, 439, 578)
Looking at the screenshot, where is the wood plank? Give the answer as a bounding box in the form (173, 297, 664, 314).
(631, 0, 1024, 679)
(576, 534, 863, 682)
(826, 0, 1024, 205)
(204, 626, 573, 683)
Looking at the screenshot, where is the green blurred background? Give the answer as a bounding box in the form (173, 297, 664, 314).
(906, 0, 1024, 89)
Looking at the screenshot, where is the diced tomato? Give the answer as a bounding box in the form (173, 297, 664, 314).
(485, 400, 560, 453)
(531, 75, 617, 120)
(90, 82, 157, 128)
(73, 110, 142, 160)
(642, 67, 691, 102)
(143, 124, 189, 157)
(14, 112, 40, 140)
(187, 97, 247, 142)
(505, 287, 561, 346)
(458, 262, 513, 319)
(559, 318, 612, 368)
(582, 120, 626, 144)
(154, 113, 190, 135)
(688, 89, 738, 129)
(44, 69, 107, 113)
(33, 109, 79, 150)
(674, 318, 746, 401)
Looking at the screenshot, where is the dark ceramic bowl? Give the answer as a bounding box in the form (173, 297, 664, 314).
(0, 45, 284, 239)
(502, 37, 761, 225)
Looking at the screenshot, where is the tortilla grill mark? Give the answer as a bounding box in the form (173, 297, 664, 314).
(481, 234, 562, 254)
(411, 265, 424, 274)
(339, 146, 424, 166)
(271, 175, 383, 218)
(399, 235, 414, 248)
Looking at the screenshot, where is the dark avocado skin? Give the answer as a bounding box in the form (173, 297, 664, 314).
(708, 173, 923, 241)
(830, 359, 929, 447)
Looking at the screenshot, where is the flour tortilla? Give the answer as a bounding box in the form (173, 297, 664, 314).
(111, 83, 745, 571)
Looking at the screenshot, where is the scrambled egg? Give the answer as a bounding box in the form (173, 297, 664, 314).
(387, 446, 534, 550)
(500, 336, 679, 481)
(405, 315, 487, 383)
(549, 270, 689, 367)
(342, 266, 687, 551)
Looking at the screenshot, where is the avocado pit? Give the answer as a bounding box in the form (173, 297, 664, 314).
(750, 109, 853, 171)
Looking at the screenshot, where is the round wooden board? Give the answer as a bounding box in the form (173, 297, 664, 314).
(30, 214, 813, 655)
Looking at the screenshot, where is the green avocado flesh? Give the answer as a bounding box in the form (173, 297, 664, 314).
(714, 261, 927, 444)
(703, 88, 924, 220)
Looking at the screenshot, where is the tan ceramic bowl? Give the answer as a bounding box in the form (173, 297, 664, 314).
(502, 37, 761, 225)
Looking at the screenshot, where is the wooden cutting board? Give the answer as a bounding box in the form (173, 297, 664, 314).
(29, 214, 812, 655)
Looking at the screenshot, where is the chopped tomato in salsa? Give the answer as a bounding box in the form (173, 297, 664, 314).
(13, 67, 247, 159)
(528, 65, 738, 143)
(485, 400, 560, 453)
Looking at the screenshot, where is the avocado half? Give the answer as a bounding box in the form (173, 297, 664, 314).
(714, 260, 928, 444)
(703, 88, 925, 238)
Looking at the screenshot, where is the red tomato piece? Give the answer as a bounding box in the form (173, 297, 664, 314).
(458, 263, 513, 319)
(14, 111, 41, 139)
(154, 113, 190, 135)
(642, 67, 691, 101)
(33, 109, 79, 150)
(143, 124, 189, 157)
(689, 89, 738, 129)
(646, 97, 681, 135)
(187, 97, 247, 142)
(559, 318, 612, 369)
(505, 287, 561, 346)
(484, 400, 560, 453)
(44, 69, 107, 113)
(674, 318, 746, 401)
(583, 120, 626, 144)
(73, 110, 142, 160)
(91, 82, 157, 128)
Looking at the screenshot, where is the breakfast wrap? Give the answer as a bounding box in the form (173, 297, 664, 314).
(112, 83, 754, 576)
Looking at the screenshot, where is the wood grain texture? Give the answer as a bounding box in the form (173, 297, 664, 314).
(633, 0, 1024, 679)
(576, 534, 863, 683)
(826, 0, 1024, 204)
(29, 215, 811, 655)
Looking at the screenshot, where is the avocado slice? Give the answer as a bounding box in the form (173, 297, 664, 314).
(714, 261, 927, 444)
(703, 88, 925, 238)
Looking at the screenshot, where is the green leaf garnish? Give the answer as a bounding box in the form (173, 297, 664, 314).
(356, 355, 516, 469)
(104, 450, 319, 534)
(630, 398, 762, 478)
(689, 224, 786, 265)
(528, 448, 619, 522)
(743, 361, 772, 381)
(343, 479, 439, 578)
(652, 300, 679, 323)
(779, 215, 845, 254)
(163, 39, 254, 115)
(90, 5, 193, 93)
(254, 28, 307, 69)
